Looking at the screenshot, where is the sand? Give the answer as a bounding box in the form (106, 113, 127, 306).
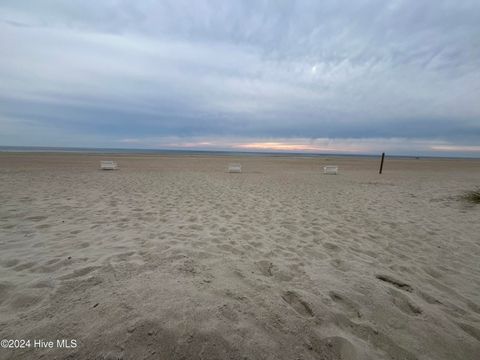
(0, 152, 479, 360)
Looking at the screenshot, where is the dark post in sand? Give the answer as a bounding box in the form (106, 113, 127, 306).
(379, 152, 385, 174)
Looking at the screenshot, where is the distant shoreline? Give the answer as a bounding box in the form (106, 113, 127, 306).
(1, 146, 478, 160)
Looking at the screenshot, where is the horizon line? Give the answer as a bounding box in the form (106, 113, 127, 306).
(1, 145, 479, 160)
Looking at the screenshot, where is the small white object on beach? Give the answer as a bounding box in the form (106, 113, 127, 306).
(228, 163, 242, 173)
(100, 160, 118, 170)
(323, 165, 338, 175)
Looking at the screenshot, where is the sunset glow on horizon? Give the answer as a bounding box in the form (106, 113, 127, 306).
(235, 142, 364, 153)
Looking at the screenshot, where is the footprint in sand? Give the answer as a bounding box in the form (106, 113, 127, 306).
(423, 266, 443, 279)
(59, 266, 100, 280)
(13, 262, 37, 271)
(465, 300, 480, 314)
(217, 244, 243, 255)
(309, 336, 357, 360)
(329, 291, 362, 318)
(26, 215, 48, 222)
(417, 290, 442, 306)
(2, 259, 20, 268)
(0, 282, 14, 305)
(323, 242, 341, 252)
(375, 274, 413, 292)
(330, 258, 350, 272)
(388, 289, 422, 316)
(9, 292, 42, 310)
(457, 322, 480, 342)
(218, 304, 239, 322)
(256, 260, 273, 277)
(334, 314, 417, 360)
(281, 291, 314, 318)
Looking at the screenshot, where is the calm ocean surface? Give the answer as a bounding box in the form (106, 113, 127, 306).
(0, 146, 390, 158)
(0, 146, 454, 159)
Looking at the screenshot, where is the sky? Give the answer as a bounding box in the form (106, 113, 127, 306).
(0, 1, 479, 156)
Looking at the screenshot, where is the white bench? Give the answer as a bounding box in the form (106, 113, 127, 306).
(228, 163, 242, 173)
(323, 165, 338, 175)
(100, 160, 118, 170)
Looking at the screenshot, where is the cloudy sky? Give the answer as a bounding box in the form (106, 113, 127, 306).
(1, 1, 479, 156)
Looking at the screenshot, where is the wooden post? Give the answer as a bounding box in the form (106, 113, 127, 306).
(379, 152, 385, 174)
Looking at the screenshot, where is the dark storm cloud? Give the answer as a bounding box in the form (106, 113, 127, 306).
(0, 0, 479, 154)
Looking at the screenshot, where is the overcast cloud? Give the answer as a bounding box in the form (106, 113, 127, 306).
(1, 0, 479, 156)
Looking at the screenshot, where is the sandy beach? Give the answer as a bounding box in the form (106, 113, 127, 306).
(0, 152, 479, 360)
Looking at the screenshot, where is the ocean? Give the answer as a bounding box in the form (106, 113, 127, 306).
(0, 146, 386, 158)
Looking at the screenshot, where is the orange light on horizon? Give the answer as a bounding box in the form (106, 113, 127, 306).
(235, 142, 364, 152)
(162, 141, 214, 147)
(430, 145, 480, 152)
